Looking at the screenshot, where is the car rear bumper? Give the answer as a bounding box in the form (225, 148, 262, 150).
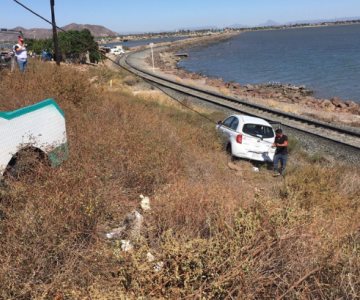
(233, 149, 275, 162)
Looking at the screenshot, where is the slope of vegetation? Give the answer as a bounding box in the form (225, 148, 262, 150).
(0, 62, 359, 299)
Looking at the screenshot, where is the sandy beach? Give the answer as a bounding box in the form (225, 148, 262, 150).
(139, 32, 360, 128)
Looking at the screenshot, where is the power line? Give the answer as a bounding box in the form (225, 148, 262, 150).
(12, 0, 219, 126)
(148, 80, 218, 125)
(13, 0, 108, 61)
(13, 0, 56, 29)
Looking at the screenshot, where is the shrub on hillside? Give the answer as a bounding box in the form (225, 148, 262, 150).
(0, 63, 97, 109)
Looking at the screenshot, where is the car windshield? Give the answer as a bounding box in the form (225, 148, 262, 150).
(242, 123, 274, 139)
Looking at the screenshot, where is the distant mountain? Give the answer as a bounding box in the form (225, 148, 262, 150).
(254, 17, 360, 28)
(228, 23, 249, 29)
(286, 16, 360, 25)
(0, 23, 117, 41)
(62, 23, 118, 37)
(11, 26, 52, 39)
(258, 20, 280, 27)
(177, 25, 219, 31)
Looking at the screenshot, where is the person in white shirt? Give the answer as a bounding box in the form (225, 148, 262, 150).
(13, 36, 28, 72)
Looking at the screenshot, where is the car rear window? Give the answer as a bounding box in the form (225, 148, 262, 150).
(242, 124, 274, 139)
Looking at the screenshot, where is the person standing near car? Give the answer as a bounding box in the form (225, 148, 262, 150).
(272, 128, 288, 176)
(13, 36, 27, 72)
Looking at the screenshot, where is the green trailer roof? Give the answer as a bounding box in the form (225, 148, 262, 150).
(0, 98, 65, 120)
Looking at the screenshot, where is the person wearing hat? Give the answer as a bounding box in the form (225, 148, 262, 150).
(272, 128, 288, 176)
(13, 36, 28, 72)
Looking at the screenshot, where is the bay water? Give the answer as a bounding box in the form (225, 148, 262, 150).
(178, 25, 360, 102)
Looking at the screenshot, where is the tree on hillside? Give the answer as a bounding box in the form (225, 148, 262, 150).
(59, 29, 101, 63)
(27, 29, 101, 63)
(27, 39, 53, 54)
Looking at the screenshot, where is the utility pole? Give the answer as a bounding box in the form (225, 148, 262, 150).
(150, 43, 155, 72)
(50, 0, 61, 66)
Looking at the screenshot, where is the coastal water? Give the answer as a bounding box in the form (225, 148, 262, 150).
(179, 25, 360, 102)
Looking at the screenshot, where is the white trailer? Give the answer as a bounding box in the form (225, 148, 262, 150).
(0, 98, 68, 178)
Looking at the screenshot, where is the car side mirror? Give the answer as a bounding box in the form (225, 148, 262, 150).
(217, 120, 223, 125)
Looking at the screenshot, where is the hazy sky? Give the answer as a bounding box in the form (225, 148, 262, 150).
(1, 0, 360, 33)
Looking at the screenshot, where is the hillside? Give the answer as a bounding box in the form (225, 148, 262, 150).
(0, 23, 117, 40)
(0, 61, 359, 299)
(62, 23, 118, 37)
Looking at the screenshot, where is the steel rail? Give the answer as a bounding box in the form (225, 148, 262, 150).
(119, 49, 360, 150)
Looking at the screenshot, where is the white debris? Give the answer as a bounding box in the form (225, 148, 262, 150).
(146, 252, 155, 262)
(154, 261, 164, 272)
(140, 194, 151, 211)
(121, 240, 133, 252)
(252, 167, 259, 172)
(129, 211, 144, 240)
(105, 210, 143, 241)
(106, 226, 126, 239)
(146, 252, 163, 272)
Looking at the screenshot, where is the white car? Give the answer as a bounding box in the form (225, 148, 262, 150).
(216, 114, 276, 162)
(110, 45, 125, 56)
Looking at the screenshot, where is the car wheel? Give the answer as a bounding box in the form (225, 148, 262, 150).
(226, 143, 231, 154)
(226, 143, 235, 161)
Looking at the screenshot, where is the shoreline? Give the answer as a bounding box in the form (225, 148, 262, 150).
(101, 21, 360, 45)
(141, 33, 360, 128)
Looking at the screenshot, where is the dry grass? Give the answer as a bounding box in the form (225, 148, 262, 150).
(0, 61, 359, 299)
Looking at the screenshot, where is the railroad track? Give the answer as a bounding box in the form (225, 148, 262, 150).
(119, 49, 360, 151)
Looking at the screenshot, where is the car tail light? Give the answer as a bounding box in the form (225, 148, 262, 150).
(236, 134, 243, 144)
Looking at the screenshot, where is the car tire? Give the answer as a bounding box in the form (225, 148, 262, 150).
(226, 143, 235, 161)
(226, 143, 231, 154)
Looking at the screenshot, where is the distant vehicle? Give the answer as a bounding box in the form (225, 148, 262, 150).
(99, 46, 111, 53)
(0, 99, 68, 178)
(216, 114, 276, 162)
(110, 45, 125, 55)
(0, 51, 13, 70)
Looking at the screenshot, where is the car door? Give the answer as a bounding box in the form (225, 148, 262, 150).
(227, 117, 239, 144)
(216, 116, 236, 144)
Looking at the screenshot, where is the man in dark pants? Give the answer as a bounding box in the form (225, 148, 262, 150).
(272, 128, 288, 176)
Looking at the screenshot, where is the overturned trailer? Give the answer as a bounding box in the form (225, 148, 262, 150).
(0, 99, 68, 178)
